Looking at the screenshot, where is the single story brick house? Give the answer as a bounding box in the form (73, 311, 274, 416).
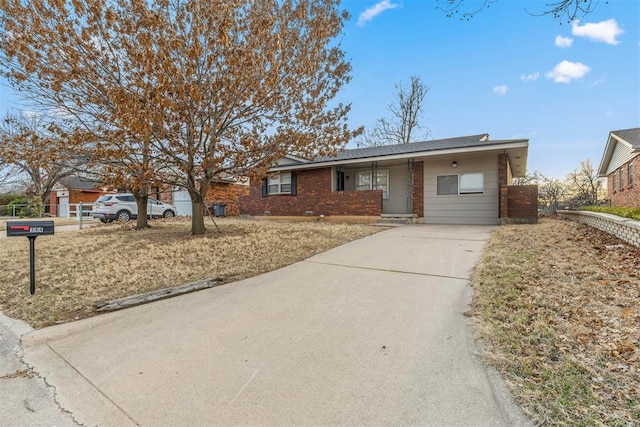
(239, 133, 537, 225)
(49, 176, 106, 217)
(598, 127, 640, 208)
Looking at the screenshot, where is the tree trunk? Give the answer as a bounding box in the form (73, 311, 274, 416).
(134, 193, 150, 229)
(191, 199, 206, 235)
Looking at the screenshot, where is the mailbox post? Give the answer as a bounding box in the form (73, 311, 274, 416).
(6, 221, 55, 295)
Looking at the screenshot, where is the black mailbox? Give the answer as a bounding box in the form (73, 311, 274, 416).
(6, 220, 55, 237)
(6, 220, 54, 295)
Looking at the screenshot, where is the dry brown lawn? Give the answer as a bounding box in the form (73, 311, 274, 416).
(0, 217, 381, 329)
(471, 217, 639, 425)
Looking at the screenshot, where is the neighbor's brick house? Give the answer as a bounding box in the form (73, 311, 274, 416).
(159, 178, 249, 217)
(49, 176, 107, 217)
(240, 133, 538, 225)
(598, 128, 640, 208)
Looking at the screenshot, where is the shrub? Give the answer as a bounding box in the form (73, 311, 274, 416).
(580, 205, 640, 220)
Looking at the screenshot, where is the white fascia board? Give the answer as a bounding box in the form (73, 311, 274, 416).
(598, 134, 635, 177)
(269, 141, 528, 172)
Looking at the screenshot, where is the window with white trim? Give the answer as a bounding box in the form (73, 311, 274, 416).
(268, 172, 291, 194)
(628, 162, 633, 186)
(612, 171, 616, 192)
(355, 169, 389, 199)
(619, 168, 624, 190)
(459, 173, 484, 194)
(437, 173, 485, 195)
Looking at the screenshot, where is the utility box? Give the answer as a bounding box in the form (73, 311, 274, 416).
(212, 204, 227, 217)
(6, 221, 55, 237)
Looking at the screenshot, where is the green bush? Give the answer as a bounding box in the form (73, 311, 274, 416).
(579, 205, 640, 220)
(6, 196, 28, 216)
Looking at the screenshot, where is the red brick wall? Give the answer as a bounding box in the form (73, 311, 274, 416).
(239, 167, 383, 216)
(49, 190, 105, 216)
(608, 155, 640, 208)
(205, 182, 250, 217)
(412, 161, 424, 217)
(506, 185, 538, 221)
(498, 154, 509, 218)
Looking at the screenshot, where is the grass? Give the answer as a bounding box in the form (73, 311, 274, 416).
(0, 217, 382, 328)
(471, 217, 640, 425)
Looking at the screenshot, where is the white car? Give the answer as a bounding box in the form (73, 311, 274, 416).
(92, 193, 177, 223)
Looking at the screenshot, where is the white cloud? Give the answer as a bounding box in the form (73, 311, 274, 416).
(357, 0, 399, 27)
(571, 19, 624, 45)
(493, 85, 508, 96)
(520, 72, 540, 82)
(545, 60, 590, 83)
(555, 35, 573, 48)
(589, 75, 606, 87)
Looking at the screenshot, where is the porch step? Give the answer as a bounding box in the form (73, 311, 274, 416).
(377, 214, 418, 225)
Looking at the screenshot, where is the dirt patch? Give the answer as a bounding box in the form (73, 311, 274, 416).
(471, 216, 639, 425)
(0, 218, 382, 328)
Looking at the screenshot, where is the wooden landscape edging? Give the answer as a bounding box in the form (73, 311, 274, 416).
(95, 278, 222, 312)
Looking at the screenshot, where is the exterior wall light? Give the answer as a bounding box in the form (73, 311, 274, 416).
(452, 161, 458, 168)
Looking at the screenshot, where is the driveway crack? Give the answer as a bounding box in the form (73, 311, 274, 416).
(304, 260, 468, 281)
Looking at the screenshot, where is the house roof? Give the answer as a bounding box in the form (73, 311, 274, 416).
(271, 133, 529, 177)
(598, 127, 640, 177)
(58, 175, 103, 191)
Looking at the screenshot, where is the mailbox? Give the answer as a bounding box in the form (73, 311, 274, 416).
(6, 220, 54, 295)
(6, 220, 55, 237)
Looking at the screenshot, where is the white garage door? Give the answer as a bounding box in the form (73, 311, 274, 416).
(173, 189, 192, 216)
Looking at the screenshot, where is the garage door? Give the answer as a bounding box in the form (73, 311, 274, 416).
(173, 189, 192, 216)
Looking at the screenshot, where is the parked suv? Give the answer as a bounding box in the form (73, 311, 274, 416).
(92, 193, 177, 223)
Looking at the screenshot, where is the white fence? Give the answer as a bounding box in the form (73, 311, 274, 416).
(0, 203, 94, 219)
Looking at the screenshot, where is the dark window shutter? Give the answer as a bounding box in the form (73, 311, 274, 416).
(291, 173, 297, 196)
(262, 178, 268, 197)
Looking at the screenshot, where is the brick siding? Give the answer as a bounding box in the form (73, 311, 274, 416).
(412, 161, 424, 217)
(558, 210, 640, 248)
(49, 190, 105, 216)
(505, 185, 538, 223)
(239, 167, 383, 216)
(205, 182, 250, 217)
(607, 155, 640, 208)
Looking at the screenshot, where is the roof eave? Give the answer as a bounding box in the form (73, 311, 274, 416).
(269, 141, 529, 172)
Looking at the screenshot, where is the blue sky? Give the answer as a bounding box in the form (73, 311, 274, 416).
(336, 0, 639, 178)
(0, 0, 638, 179)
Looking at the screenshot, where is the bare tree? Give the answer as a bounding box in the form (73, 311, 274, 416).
(1, 0, 357, 235)
(0, 112, 80, 209)
(436, 0, 608, 22)
(567, 159, 605, 206)
(512, 171, 539, 186)
(538, 174, 567, 213)
(358, 75, 429, 148)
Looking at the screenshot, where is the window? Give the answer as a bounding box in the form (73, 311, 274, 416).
(437, 173, 484, 195)
(355, 169, 389, 199)
(268, 172, 291, 194)
(459, 173, 484, 194)
(612, 171, 616, 192)
(619, 168, 624, 190)
(629, 162, 633, 186)
(437, 175, 458, 195)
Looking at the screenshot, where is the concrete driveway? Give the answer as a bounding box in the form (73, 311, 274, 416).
(21, 224, 527, 426)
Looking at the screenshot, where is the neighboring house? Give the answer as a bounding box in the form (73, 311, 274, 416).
(598, 127, 640, 208)
(239, 133, 537, 225)
(49, 176, 106, 217)
(155, 177, 250, 217)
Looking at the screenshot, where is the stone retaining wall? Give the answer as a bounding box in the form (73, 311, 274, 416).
(557, 210, 640, 248)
